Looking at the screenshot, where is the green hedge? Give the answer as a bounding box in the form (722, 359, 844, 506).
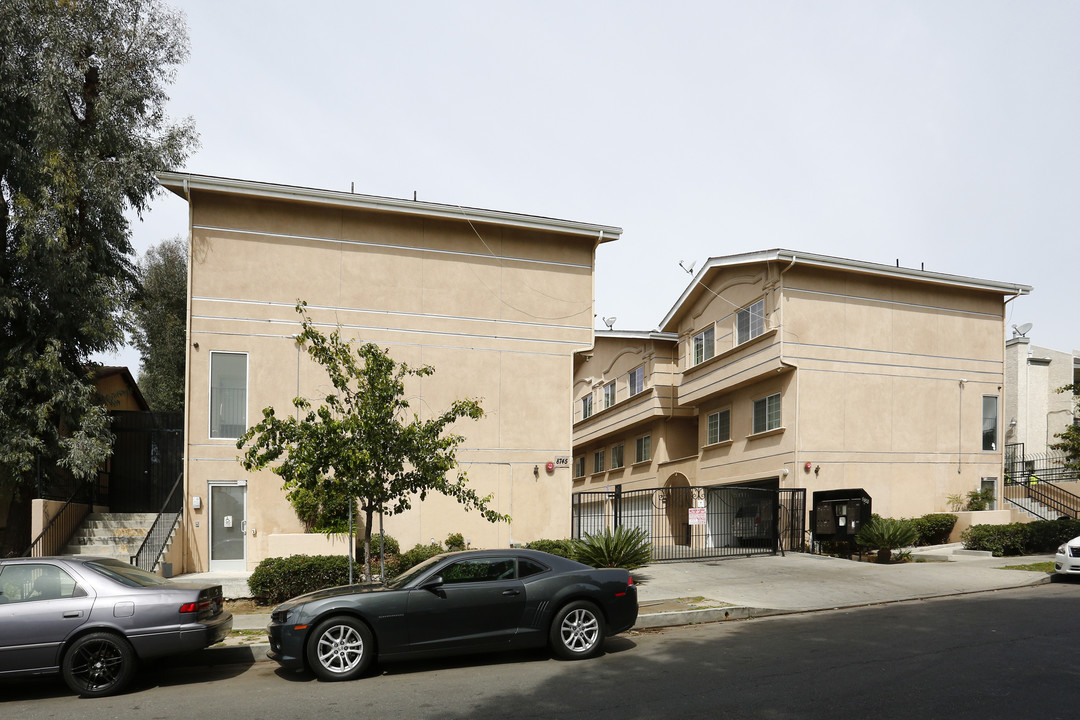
(248, 554, 351, 605)
(910, 514, 958, 546)
(961, 518, 1080, 556)
(525, 538, 576, 559)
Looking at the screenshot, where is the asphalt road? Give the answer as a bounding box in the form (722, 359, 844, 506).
(5, 582, 1079, 719)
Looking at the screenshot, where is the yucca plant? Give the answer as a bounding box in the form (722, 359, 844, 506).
(856, 517, 918, 564)
(573, 526, 652, 569)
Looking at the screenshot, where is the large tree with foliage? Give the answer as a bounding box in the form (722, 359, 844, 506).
(0, 0, 196, 552)
(130, 236, 187, 412)
(238, 304, 508, 580)
(1052, 383, 1080, 474)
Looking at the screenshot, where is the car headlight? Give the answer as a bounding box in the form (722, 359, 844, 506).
(1058, 544, 1067, 555)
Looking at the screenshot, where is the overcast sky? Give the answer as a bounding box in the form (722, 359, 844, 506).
(102, 0, 1080, 370)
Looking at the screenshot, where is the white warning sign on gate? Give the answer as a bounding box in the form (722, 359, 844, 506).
(688, 507, 707, 526)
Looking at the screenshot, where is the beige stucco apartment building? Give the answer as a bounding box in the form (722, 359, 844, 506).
(571, 250, 1031, 535)
(159, 173, 620, 572)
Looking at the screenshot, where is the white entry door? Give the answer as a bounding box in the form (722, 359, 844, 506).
(210, 483, 247, 572)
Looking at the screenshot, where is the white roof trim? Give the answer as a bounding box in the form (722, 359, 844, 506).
(157, 172, 622, 241)
(660, 249, 1032, 330)
(594, 329, 678, 342)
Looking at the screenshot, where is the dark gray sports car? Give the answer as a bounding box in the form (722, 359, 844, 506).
(0, 556, 233, 697)
(267, 549, 638, 681)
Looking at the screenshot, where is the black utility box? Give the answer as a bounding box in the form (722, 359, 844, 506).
(811, 489, 872, 543)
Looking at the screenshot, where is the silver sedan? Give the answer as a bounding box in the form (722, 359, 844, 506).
(0, 556, 233, 697)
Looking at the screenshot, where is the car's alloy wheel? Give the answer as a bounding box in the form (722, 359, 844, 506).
(306, 616, 374, 681)
(550, 600, 605, 660)
(61, 632, 137, 698)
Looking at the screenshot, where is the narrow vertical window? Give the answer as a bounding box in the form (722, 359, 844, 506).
(982, 396, 999, 451)
(610, 444, 624, 469)
(574, 457, 585, 478)
(593, 450, 605, 474)
(635, 435, 652, 463)
(693, 327, 715, 365)
(210, 352, 247, 439)
(629, 366, 644, 396)
(752, 393, 781, 434)
(603, 381, 616, 409)
(581, 395, 593, 420)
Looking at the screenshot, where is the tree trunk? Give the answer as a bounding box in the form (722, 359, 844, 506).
(362, 506, 374, 581)
(1, 492, 32, 557)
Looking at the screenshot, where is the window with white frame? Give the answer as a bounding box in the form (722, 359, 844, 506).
(610, 444, 624, 469)
(210, 351, 247, 439)
(752, 393, 781, 434)
(635, 435, 651, 463)
(707, 409, 731, 445)
(581, 394, 593, 420)
(737, 299, 766, 345)
(603, 381, 616, 409)
(692, 326, 715, 366)
(574, 456, 585, 478)
(629, 366, 644, 396)
(982, 396, 999, 451)
(593, 449, 605, 474)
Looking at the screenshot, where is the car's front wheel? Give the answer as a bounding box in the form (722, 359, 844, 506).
(550, 600, 605, 660)
(61, 632, 137, 698)
(305, 616, 374, 681)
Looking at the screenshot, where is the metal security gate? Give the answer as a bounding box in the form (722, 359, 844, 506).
(572, 485, 806, 562)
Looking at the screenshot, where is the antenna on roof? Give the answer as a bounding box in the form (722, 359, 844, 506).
(1012, 323, 1033, 338)
(603, 317, 617, 330)
(678, 260, 696, 274)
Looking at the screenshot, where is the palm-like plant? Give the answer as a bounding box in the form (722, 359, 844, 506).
(856, 517, 918, 563)
(573, 526, 652, 569)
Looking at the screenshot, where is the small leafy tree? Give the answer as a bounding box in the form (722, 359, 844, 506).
(237, 303, 508, 580)
(1052, 382, 1080, 473)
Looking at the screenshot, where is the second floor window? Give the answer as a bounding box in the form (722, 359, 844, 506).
(611, 444, 624, 469)
(693, 326, 715, 366)
(752, 393, 781, 434)
(635, 435, 651, 463)
(603, 381, 616, 409)
(593, 450, 605, 474)
(629, 366, 644, 396)
(210, 351, 248, 439)
(574, 456, 585, 478)
(581, 395, 593, 420)
(983, 396, 999, 451)
(737, 299, 766, 345)
(708, 409, 731, 445)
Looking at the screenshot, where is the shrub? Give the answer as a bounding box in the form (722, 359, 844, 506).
(525, 538, 576, 559)
(910, 513, 958, 546)
(365, 532, 399, 557)
(960, 523, 1028, 557)
(1024, 517, 1080, 553)
(445, 532, 466, 551)
(573, 526, 652, 570)
(964, 488, 995, 512)
(383, 542, 444, 578)
(248, 554, 351, 605)
(856, 517, 918, 563)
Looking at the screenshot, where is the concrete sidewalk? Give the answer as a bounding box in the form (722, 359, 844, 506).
(198, 545, 1054, 658)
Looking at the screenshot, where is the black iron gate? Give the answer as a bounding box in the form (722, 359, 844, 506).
(572, 485, 806, 562)
(108, 412, 184, 512)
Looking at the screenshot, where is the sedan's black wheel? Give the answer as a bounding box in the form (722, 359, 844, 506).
(61, 632, 137, 698)
(550, 600, 605, 660)
(306, 616, 374, 681)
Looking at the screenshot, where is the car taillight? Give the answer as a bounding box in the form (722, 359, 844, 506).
(628, 576, 635, 586)
(180, 599, 210, 614)
(616, 576, 634, 597)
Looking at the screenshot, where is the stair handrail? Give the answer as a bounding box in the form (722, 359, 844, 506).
(1004, 479, 1080, 520)
(130, 471, 184, 572)
(22, 482, 93, 557)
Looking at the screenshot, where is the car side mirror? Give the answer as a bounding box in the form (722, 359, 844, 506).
(420, 575, 444, 592)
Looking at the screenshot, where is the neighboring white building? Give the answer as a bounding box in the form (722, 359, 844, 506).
(1004, 333, 1080, 456)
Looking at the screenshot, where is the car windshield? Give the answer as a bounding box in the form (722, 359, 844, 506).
(84, 559, 170, 588)
(384, 553, 448, 590)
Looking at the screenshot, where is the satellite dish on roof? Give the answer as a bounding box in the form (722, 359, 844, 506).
(1012, 322, 1033, 338)
(603, 317, 617, 330)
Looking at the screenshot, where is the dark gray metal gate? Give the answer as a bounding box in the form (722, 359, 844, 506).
(572, 485, 805, 562)
(108, 411, 183, 512)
